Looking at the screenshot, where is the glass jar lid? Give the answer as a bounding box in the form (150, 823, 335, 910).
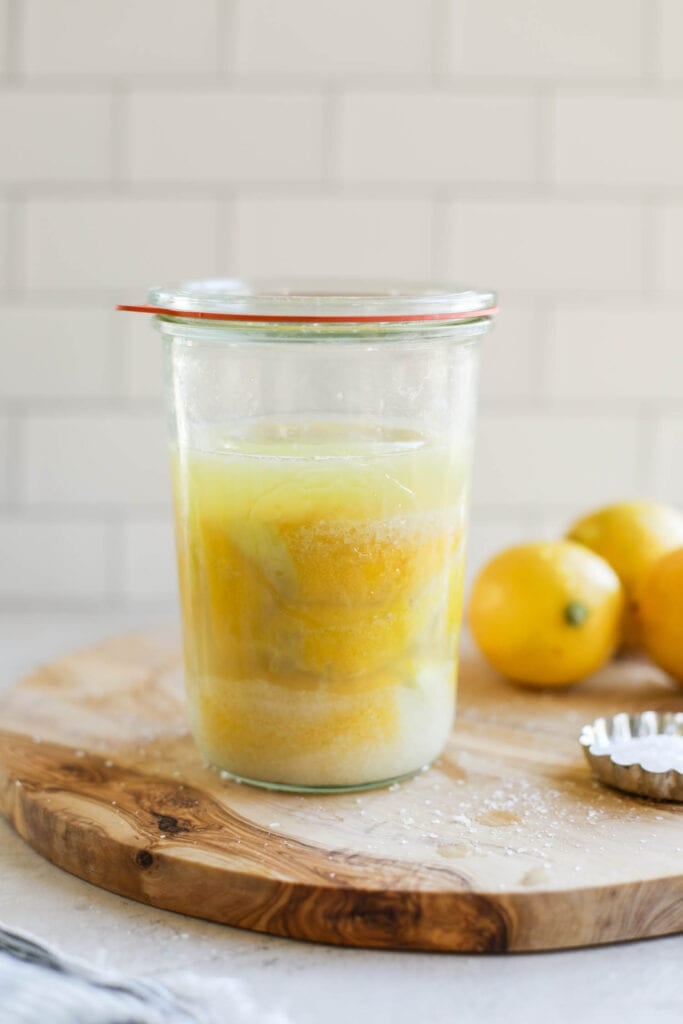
(118, 278, 497, 325)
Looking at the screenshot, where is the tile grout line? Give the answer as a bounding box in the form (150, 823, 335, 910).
(6, 284, 683, 305)
(110, 80, 128, 190)
(534, 87, 554, 186)
(5, 0, 22, 80)
(5, 180, 683, 203)
(430, 187, 450, 278)
(429, 0, 451, 81)
(477, 396, 683, 416)
(3, 406, 24, 507)
(107, 307, 127, 398)
(6, 72, 683, 92)
(530, 296, 554, 404)
(0, 397, 164, 414)
(635, 406, 662, 495)
(104, 516, 127, 608)
(640, 194, 658, 296)
(321, 86, 341, 187)
(217, 192, 234, 272)
(5, 189, 25, 293)
(218, 0, 238, 75)
(640, 0, 660, 85)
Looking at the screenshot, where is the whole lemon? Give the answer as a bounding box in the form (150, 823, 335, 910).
(637, 548, 683, 681)
(469, 541, 624, 687)
(567, 501, 683, 648)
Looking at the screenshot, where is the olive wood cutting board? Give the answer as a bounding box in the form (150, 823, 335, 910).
(1, 629, 682, 953)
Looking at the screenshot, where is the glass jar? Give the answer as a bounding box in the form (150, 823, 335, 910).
(120, 281, 497, 792)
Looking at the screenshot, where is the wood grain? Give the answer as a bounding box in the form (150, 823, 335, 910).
(1, 629, 682, 952)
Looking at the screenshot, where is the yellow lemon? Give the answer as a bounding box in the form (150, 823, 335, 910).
(566, 501, 683, 648)
(636, 548, 683, 682)
(468, 541, 624, 687)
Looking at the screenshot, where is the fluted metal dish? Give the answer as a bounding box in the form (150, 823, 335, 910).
(580, 711, 683, 801)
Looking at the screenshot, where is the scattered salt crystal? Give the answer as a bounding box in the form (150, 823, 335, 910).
(591, 734, 683, 773)
(268, 822, 281, 829)
(75, 750, 85, 758)
(451, 814, 472, 826)
(104, 759, 113, 767)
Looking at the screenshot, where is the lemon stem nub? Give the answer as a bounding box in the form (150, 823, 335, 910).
(564, 601, 589, 627)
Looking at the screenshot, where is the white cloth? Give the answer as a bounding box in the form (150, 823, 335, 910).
(0, 926, 290, 1024)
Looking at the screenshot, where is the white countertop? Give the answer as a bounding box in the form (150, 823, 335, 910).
(1, 612, 682, 1024)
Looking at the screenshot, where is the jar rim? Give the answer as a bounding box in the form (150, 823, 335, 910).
(118, 277, 498, 325)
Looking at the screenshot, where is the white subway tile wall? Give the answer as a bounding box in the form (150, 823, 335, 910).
(23, 413, 169, 507)
(233, 197, 435, 278)
(233, 0, 432, 76)
(446, 201, 644, 292)
(0, 309, 114, 397)
(0, 519, 110, 602)
(0, 91, 112, 183)
(24, 199, 220, 290)
(121, 314, 164, 400)
(22, 0, 220, 76)
(478, 305, 539, 400)
(338, 94, 537, 183)
(445, 0, 643, 79)
(0, 0, 681, 608)
(473, 413, 641, 507)
(546, 307, 683, 401)
(121, 519, 178, 601)
(553, 96, 683, 188)
(128, 92, 326, 183)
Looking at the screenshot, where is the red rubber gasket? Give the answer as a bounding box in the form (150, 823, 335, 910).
(117, 303, 499, 324)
